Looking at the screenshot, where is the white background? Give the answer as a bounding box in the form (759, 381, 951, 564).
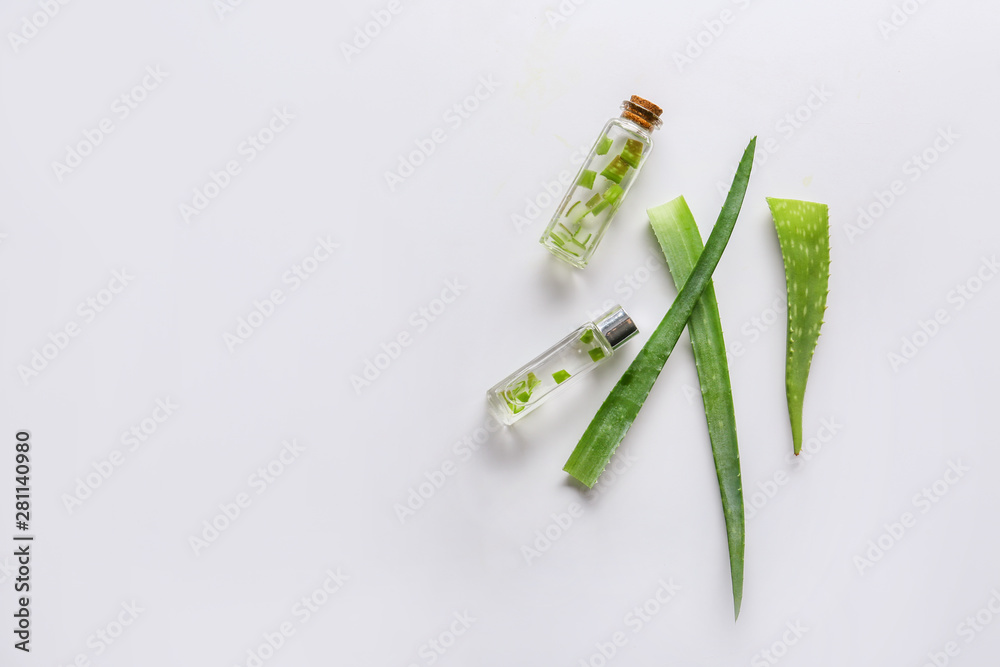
(1, 0, 999, 665)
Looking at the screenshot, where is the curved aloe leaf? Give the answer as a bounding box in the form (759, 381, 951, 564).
(650, 196, 744, 619)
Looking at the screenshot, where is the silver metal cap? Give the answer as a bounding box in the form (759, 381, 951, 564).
(594, 305, 638, 350)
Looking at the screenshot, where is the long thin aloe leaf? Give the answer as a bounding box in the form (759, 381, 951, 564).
(651, 196, 744, 619)
(563, 137, 757, 488)
(767, 198, 830, 455)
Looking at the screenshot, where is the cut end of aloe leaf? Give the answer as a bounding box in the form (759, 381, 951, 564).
(563, 454, 601, 488)
(621, 139, 643, 168)
(596, 135, 613, 155)
(600, 156, 630, 184)
(767, 197, 830, 456)
(603, 184, 624, 205)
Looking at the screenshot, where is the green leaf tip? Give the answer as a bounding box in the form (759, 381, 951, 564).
(766, 198, 830, 455)
(562, 137, 757, 489)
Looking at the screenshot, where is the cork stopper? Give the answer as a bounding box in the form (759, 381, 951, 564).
(620, 95, 663, 131)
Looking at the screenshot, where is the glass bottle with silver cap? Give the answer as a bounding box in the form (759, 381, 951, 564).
(487, 305, 639, 425)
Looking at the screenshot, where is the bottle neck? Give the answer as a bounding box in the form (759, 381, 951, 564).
(615, 117, 653, 142)
(594, 306, 638, 350)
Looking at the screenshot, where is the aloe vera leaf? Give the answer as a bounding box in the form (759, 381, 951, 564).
(767, 198, 830, 455)
(592, 184, 624, 216)
(651, 196, 744, 619)
(563, 137, 757, 488)
(603, 184, 624, 205)
(527, 372, 541, 391)
(600, 156, 630, 184)
(621, 139, 643, 168)
(596, 135, 613, 155)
